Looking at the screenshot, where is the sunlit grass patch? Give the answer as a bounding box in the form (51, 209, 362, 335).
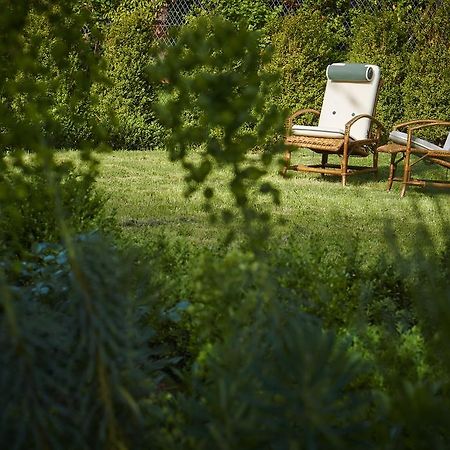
(87, 149, 450, 260)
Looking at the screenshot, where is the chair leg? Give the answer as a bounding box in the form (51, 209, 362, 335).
(341, 156, 348, 186)
(341, 139, 350, 186)
(321, 153, 328, 177)
(387, 153, 396, 192)
(400, 151, 411, 198)
(373, 150, 379, 179)
(281, 149, 291, 176)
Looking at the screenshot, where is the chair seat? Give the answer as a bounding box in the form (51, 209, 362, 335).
(285, 134, 370, 156)
(292, 125, 357, 141)
(377, 143, 407, 154)
(389, 130, 449, 152)
(286, 134, 344, 152)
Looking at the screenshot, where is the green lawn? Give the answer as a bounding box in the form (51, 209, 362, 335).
(94, 149, 449, 257)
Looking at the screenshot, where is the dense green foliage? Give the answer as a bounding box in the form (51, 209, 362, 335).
(0, 0, 107, 255)
(1, 1, 450, 449)
(0, 160, 111, 255)
(1, 235, 172, 449)
(200, 0, 282, 45)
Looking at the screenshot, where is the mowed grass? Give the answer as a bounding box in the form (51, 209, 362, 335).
(93, 149, 449, 256)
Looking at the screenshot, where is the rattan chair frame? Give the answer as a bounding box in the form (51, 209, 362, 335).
(282, 109, 384, 186)
(377, 120, 450, 197)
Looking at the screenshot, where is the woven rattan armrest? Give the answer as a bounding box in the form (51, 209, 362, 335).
(286, 108, 320, 135)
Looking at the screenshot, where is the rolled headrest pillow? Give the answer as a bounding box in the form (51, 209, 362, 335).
(326, 63, 374, 82)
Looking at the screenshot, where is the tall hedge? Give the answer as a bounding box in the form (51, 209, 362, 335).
(96, 0, 165, 149)
(10, 8, 98, 148)
(203, 0, 281, 31)
(267, 6, 346, 114)
(347, 9, 411, 132)
(402, 1, 450, 142)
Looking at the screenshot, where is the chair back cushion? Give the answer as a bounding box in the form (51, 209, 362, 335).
(390, 130, 450, 152)
(318, 63, 381, 141)
(443, 132, 450, 150)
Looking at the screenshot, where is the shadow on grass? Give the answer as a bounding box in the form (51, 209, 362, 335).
(122, 217, 200, 228)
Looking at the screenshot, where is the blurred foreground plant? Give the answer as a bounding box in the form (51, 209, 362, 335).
(0, 233, 176, 450)
(150, 15, 285, 247)
(0, 0, 109, 257)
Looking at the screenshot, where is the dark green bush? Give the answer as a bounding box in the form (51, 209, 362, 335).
(269, 238, 433, 392)
(95, 0, 165, 149)
(154, 228, 450, 449)
(267, 7, 346, 114)
(7, 6, 102, 148)
(349, 2, 450, 139)
(0, 1, 110, 258)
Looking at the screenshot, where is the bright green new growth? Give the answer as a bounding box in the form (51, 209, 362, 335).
(150, 15, 285, 244)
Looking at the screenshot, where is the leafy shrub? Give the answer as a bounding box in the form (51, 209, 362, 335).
(0, 1, 109, 258)
(267, 7, 346, 114)
(349, 2, 450, 139)
(184, 249, 273, 357)
(95, 0, 165, 149)
(5, 5, 103, 148)
(161, 227, 450, 449)
(269, 239, 430, 391)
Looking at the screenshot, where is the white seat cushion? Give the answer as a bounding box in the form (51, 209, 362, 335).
(389, 130, 448, 151)
(292, 125, 356, 140)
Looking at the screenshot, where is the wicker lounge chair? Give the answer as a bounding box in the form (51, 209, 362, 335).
(377, 120, 450, 197)
(282, 63, 384, 186)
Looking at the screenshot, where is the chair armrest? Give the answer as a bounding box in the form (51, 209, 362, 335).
(286, 109, 320, 135)
(405, 121, 450, 152)
(393, 119, 439, 131)
(408, 121, 450, 132)
(344, 114, 385, 141)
